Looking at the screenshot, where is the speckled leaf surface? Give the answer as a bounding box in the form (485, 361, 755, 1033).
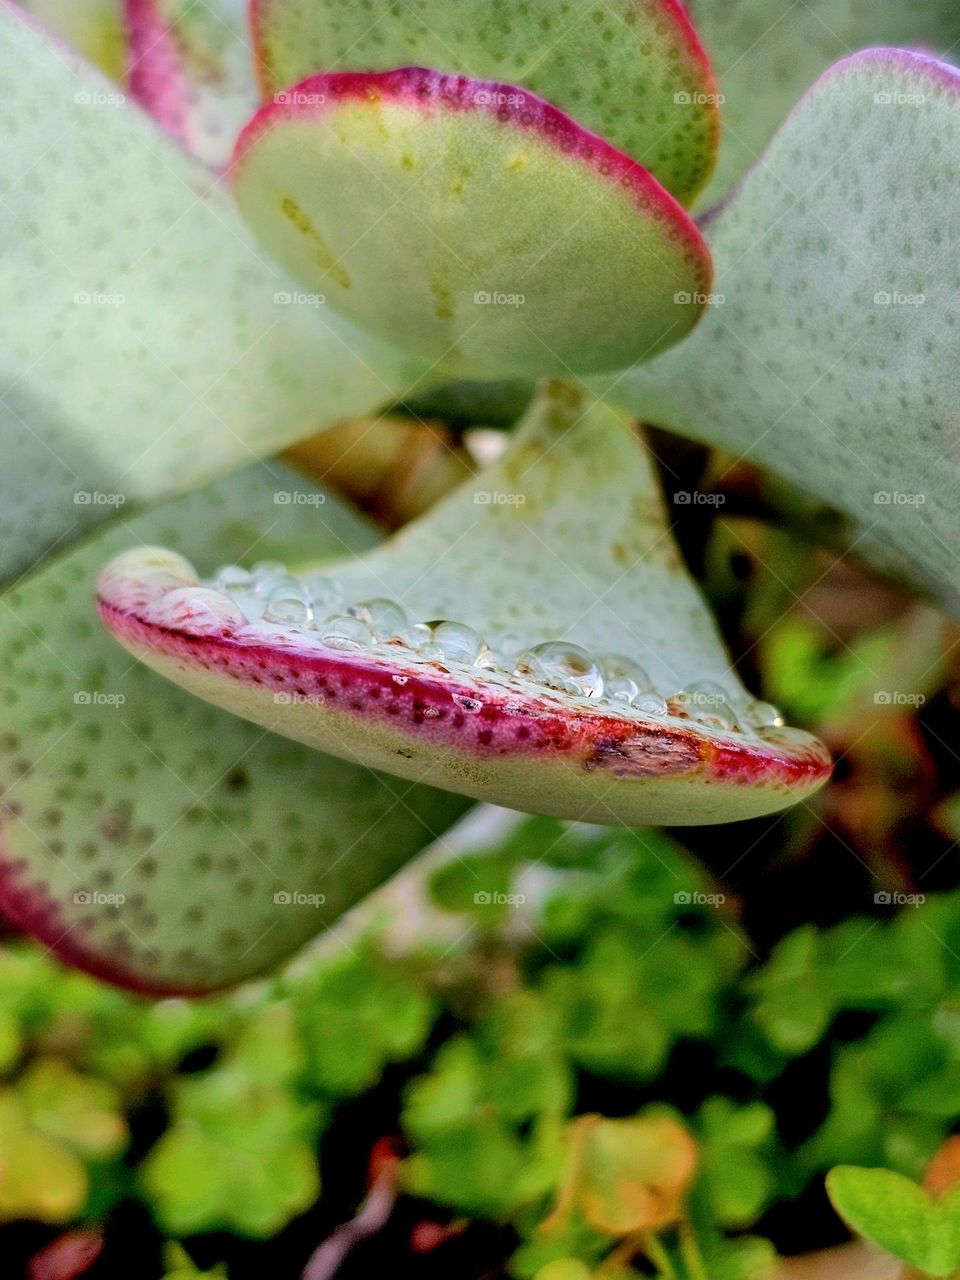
(15, 0, 126, 78)
(0, 465, 468, 994)
(99, 383, 830, 828)
(0, 6, 425, 583)
(607, 50, 960, 613)
(232, 68, 712, 379)
(125, 0, 259, 167)
(689, 0, 960, 206)
(251, 0, 718, 206)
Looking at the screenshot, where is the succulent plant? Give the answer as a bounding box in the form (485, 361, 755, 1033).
(2, 0, 958, 994)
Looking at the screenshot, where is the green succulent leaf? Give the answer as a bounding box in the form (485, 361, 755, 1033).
(125, 0, 259, 167)
(0, 464, 469, 994)
(251, 0, 719, 205)
(98, 382, 829, 829)
(232, 68, 712, 378)
(608, 50, 960, 614)
(691, 0, 960, 205)
(16, 0, 126, 78)
(827, 1165, 960, 1277)
(0, 5, 425, 581)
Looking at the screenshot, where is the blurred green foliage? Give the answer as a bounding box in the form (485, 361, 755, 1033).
(1, 815, 959, 1277)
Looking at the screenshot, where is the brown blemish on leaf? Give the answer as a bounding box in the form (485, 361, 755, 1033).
(431, 277, 455, 321)
(280, 196, 352, 289)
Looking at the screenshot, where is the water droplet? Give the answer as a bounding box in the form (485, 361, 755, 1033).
(320, 615, 372, 650)
(349, 598, 409, 640)
(600, 653, 652, 689)
(743, 700, 785, 730)
(251, 560, 286, 585)
(214, 564, 252, 592)
(452, 692, 484, 713)
(303, 574, 344, 613)
(254, 571, 300, 599)
(675, 681, 740, 730)
(428, 620, 485, 664)
(605, 675, 640, 706)
(635, 692, 668, 715)
(513, 641, 604, 699)
(264, 585, 313, 626)
(392, 623, 432, 651)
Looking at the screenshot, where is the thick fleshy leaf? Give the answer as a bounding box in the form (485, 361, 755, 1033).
(0, 465, 468, 995)
(606, 50, 960, 614)
(125, 0, 259, 167)
(0, 6, 425, 582)
(251, 0, 719, 206)
(16, 0, 126, 78)
(99, 383, 830, 828)
(690, 0, 960, 205)
(231, 67, 712, 379)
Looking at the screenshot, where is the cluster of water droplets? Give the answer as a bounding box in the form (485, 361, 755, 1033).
(206, 563, 786, 736)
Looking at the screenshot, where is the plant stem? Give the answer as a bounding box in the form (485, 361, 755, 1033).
(644, 1236, 677, 1280)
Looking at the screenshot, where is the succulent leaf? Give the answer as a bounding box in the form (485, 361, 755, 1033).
(231, 67, 712, 378)
(251, 0, 719, 205)
(0, 5, 426, 581)
(691, 0, 960, 205)
(15, 0, 126, 78)
(606, 50, 960, 614)
(99, 383, 830, 828)
(0, 465, 468, 995)
(124, 0, 259, 167)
